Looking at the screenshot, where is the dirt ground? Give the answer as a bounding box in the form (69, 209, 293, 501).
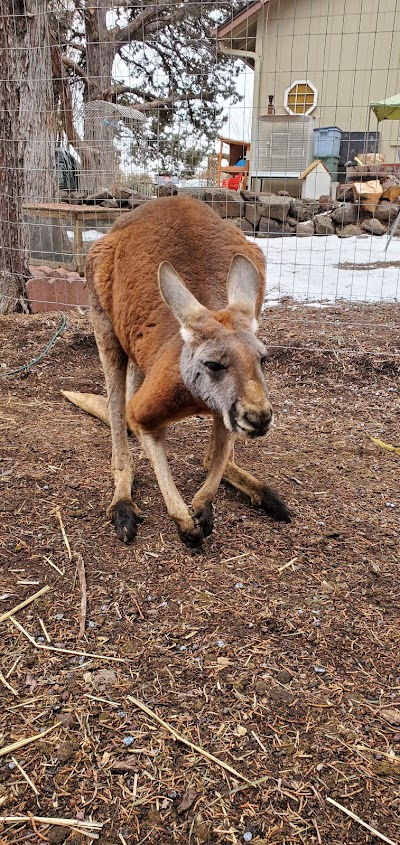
(0, 303, 399, 845)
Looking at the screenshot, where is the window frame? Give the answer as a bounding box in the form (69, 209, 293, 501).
(284, 80, 318, 116)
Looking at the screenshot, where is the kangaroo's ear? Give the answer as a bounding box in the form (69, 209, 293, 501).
(158, 261, 208, 340)
(226, 254, 261, 326)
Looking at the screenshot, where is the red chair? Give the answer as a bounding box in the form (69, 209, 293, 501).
(227, 173, 244, 191)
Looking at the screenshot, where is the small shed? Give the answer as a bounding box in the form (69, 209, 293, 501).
(300, 159, 331, 200)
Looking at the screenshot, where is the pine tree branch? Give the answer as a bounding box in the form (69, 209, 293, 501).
(61, 55, 88, 84)
(104, 84, 201, 109)
(111, 5, 170, 48)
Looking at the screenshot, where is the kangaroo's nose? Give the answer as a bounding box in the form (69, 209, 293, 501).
(243, 402, 273, 435)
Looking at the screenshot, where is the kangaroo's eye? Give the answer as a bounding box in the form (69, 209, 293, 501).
(260, 355, 268, 366)
(204, 361, 226, 373)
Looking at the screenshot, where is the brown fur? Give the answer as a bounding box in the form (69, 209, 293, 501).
(65, 196, 290, 547)
(87, 196, 265, 371)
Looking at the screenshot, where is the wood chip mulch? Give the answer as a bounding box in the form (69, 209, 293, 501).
(0, 303, 399, 845)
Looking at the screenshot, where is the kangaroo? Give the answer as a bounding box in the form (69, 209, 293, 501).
(63, 196, 290, 547)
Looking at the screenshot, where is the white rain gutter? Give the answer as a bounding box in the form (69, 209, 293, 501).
(217, 0, 268, 187)
(218, 44, 261, 187)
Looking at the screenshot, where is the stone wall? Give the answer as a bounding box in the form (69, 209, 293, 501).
(60, 182, 400, 239)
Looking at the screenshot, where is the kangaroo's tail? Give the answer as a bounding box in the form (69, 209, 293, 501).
(61, 391, 111, 427)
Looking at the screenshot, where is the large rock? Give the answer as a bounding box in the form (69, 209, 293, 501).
(158, 185, 178, 197)
(178, 187, 207, 200)
(127, 192, 151, 209)
(296, 220, 314, 236)
(361, 217, 386, 235)
(100, 199, 119, 208)
(318, 194, 336, 212)
(291, 198, 320, 222)
(336, 224, 363, 237)
(226, 217, 254, 234)
(114, 188, 132, 202)
(203, 189, 243, 218)
(337, 184, 355, 202)
(257, 194, 292, 222)
(244, 202, 261, 227)
(85, 189, 114, 205)
(314, 213, 335, 235)
(331, 202, 360, 225)
(240, 189, 260, 202)
(373, 201, 399, 223)
(258, 217, 291, 236)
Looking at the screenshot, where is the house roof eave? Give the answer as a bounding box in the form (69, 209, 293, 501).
(215, 0, 264, 40)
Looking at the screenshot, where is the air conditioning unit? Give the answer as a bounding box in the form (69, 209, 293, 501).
(251, 115, 315, 178)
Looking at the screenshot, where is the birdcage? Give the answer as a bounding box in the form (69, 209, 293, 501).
(80, 100, 145, 194)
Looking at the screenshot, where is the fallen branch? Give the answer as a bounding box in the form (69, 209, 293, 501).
(11, 757, 39, 796)
(326, 796, 397, 845)
(52, 506, 72, 560)
(0, 669, 19, 696)
(76, 553, 87, 639)
(9, 616, 125, 664)
(127, 694, 253, 784)
(0, 722, 61, 759)
(0, 585, 50, 624)
(0, 815, 102, 834)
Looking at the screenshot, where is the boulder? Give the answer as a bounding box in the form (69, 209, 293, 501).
(336, 224, 363, 237)
(373, 201, 399, 223)
(285, 216, 298, 229)
(361, 217, 386, 235)
(127, 192, 151, 209)
(226, 217, 254, 234)
(296, 220, 314, 236)
(314, 213, 335, 235)
(278, 190, 291, 196)
(331, 202, 359, 225)
(257, 193, 292, 222)
(240, 190, 260, 202)
(318, 194, 336, 212)
(100, 199, 119, 208)
(258, 217, 291, 236)
(158, 185, 178, 197)
(178, 187, 207, 200)
(203, 189, 243, 218)
(337, 184, 355, 202)
(291, 198, 320, 222)
(244, 202, 261, 227)
(85, 189, 114, 205)
(114, 188, 132, 202)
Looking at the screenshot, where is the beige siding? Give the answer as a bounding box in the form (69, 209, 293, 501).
(254, 0, 400, 159)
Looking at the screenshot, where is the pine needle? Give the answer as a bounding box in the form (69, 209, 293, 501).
(127, 694, 253, 784)
(0, 585, 50, 624)
(326, 796, 397, 845)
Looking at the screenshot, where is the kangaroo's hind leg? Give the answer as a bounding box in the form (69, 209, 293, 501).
(90, 303, 142, 543)
(204, 440, 291, 523)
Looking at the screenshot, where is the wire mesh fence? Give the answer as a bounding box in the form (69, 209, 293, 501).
(0, 0, 399, 354)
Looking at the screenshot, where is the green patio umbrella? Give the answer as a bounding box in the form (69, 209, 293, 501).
(370, 94, 400, 122)
(369, 95, 400, 249)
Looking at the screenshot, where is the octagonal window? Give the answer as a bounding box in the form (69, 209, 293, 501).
(284, 80, 318, 115)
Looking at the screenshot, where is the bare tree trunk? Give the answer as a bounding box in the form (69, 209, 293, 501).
(0, 0, 59, 312)
(19, 0, 58, 203)
(0, 4, 29, 313)
(81, 0, 117, 193)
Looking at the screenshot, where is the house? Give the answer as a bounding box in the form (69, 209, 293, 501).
(216, 0, 400, 192)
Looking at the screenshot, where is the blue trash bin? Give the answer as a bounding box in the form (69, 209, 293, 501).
(314, 126, 342, 158)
